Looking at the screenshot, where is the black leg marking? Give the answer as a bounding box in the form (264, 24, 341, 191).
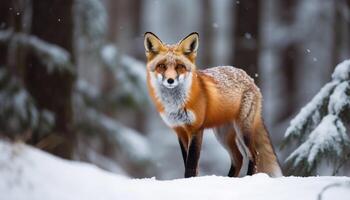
(185, 133, 203, 178)
(243, 134, 255, 176)
(247, 160, 255, 175)
(178, 138, 187, 167)
(228, 164, 236, 177)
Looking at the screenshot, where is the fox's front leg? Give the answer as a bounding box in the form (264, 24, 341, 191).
(178, 137, 187, 166)
(175, 128, 203, 178)
(175, 127, 189, 167)
(184, 130, 203, 178)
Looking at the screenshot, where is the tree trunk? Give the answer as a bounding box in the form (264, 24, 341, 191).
(200, 0, 213, 68)
(0, 0, 12, 66)
(233, 0, 260, 83)
(274, 0, 298, 123)
(26, 0, 75, 159)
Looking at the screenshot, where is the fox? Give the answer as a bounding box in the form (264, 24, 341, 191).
(143, 32, 282, 178)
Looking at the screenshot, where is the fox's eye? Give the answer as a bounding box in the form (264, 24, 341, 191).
(157, 64, 166, 71)
(176, 64, 185, 70)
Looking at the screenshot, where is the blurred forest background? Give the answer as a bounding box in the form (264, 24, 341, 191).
(0, 0, 350, 179)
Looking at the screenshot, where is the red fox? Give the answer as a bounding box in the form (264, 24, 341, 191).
(144, 32, 282, 178)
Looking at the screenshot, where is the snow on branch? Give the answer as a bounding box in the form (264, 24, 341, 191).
(286, 115, 350, 175)
(283, 60, 350, 175)
(85, 108, 152, 162)
(101, 44, 149, 106)
(0, 68, 55, 138)
(74, 0, 106, 50)
(74, 80, 154, 176)
(75, 108, 155, 176)
(332, 60, 350, 81)
(283, 82, 337, 145)
(328, 81, 350, 115)
(74, 80, 150, 161)
(0, 30, 75, 74)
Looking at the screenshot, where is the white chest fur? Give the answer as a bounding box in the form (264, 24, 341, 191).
(150, 72, 196, 127)
(160, 109, 196, 127)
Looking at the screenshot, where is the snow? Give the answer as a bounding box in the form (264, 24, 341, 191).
(0, 30, 74, 74)
(73, 67, 153, 176)
(283, 60, 350, 175)
(212, 22, 219, 28)
(75, 79, 100, 100)
(0, 87, 38, 133)
(244, 32, 252, 39)
(74, 104, 154, 170)
(0, 68, 54, 136)
(101, 45, 147, 85)
(74, 0, 106, 48)
(101, 44, 149, 106)
(95, 110, 151, 162)
(328, 81, 350, 115)
(284, 81, 337, 140)
(287, 115, 350, 172)
(284, 59, 350, 141)
(332, 59, 350, 81)
(1, 140, 350, 200)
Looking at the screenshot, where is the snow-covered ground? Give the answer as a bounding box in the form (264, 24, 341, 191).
(0, 140, 349, 200)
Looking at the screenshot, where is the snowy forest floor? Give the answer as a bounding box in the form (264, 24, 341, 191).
(0, 140, 350, 200)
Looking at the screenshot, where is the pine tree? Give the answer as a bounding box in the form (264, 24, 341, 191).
(0, 0, 154, 176)
(282, 60, 350, 176)
(73, 0, 154, 177)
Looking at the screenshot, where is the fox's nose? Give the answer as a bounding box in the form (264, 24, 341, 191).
(167, 78, 174, 84)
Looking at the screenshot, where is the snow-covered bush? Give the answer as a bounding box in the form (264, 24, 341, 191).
(0, 0, 153, 177)
(0, 29, 76, 140)
(101, 45, 149, 107)
(283, 60, 350, 176)
(74, 0, 107, 52)
(0, 68, 55, 139)
(73, 79, 155, 177)
(74, 0, 149, 109)
(0, 30, 75, 74)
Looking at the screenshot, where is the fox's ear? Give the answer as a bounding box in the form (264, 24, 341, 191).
(144, 32, 164, 54)
(178, 32, 199, 56)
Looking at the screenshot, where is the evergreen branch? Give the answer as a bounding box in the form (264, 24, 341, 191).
(282, 81, 337, 148)
(0, 30, 76, 75)
(332, 152, 350, 176)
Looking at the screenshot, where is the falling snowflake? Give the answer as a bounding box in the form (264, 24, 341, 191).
(244, 33, 252, 39)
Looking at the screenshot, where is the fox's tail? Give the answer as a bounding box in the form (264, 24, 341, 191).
(255, 123, 283, 177)
(253, 107, 283, 177)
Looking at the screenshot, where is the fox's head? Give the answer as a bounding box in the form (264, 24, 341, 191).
(144, 32, 199, 89)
